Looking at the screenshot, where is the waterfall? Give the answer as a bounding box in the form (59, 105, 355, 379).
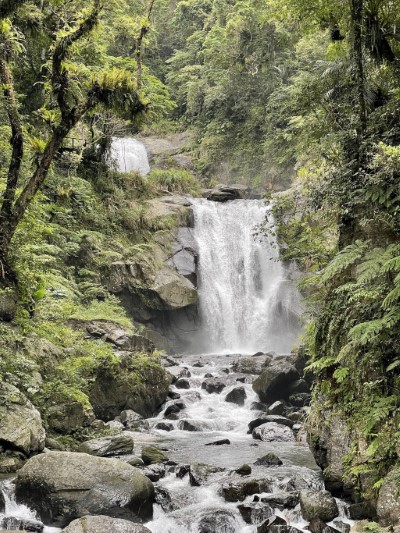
(191, 199, 302, 354)
(110, 137, 150, 175)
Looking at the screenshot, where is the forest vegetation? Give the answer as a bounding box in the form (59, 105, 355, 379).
(0, 0, 399, 528)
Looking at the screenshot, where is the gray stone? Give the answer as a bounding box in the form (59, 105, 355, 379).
(260, 492, 299, 509)
(232, 356, 272, 375)
(176, 378, 190, 389)
(141, 445, 168, 465)
(222, 478, 273, 502)
(120, 409, 144, 429)
(253, 358, 299, 403)
(0, 382, 45, 455)
(198, 509, 237, 533)
(225, 386, 247, 406)
(16, 452, 154, 526)
(202, 378, 226, 394)
(236, 464, 252, 476)
(238, 502, 274, 525)
(299, 490, 339, 522)
(1, 518, 43, 532)
(155, 422, 174, 431)
(78, 434, 134, 457)
(189, 463, 225, 486)
(377, 466, 400, 526)
(268, 401, 286, 416)
(252, 422, 295, 442)
(248, 415, 293, 433)
(254, 452, 283, 467)
(61, 516, 151, 532)
(178, 419, 201, 432)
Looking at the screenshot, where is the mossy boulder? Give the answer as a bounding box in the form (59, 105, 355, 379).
(141, 445, 169, 465)
(15, 452, 154, 526)
(46, 399, 95, 434)
(62, 516, 151, 532)
(377, 466, 400, 526)
(299, 490, 339, 522)
(0, 382, 45, 455)
(89, 353, 172, 419)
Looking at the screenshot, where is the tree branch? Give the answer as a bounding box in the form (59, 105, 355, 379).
(0, 0, 28, 18)
(136, 0, 156, 89)
(52, 0, 103, 117)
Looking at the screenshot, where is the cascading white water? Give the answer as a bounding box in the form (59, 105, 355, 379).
(191, 199, 302, 354)
(110, 137, 150, 175)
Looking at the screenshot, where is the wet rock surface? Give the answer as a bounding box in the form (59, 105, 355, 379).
(61, 516, 151, 532)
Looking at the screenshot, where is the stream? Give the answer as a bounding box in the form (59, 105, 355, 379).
(0, 139, 354, 532)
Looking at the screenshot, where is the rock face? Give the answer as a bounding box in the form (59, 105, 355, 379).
(89, 353, 172, 419)
(377, 466, 400, 526)
(308, 413, 353, 495)
(15, 452, 154, 526)
(46, 401, 94, 435)
(252, 422, 295, 442)
(205, 184, 254, 202)
(0, 382, 45, 455)
(299, 490, 339, 522)
(253, 357, 299, 403)
(78, 434, 134, 457)
(62, 516, 151, 533)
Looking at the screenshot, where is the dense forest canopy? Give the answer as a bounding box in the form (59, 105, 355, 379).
(0, 0, 400, 522)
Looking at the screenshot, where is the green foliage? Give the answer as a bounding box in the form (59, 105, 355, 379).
(147, 168, 200, 193)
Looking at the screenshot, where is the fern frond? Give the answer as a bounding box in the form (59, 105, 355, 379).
(321, 240, 369, 283)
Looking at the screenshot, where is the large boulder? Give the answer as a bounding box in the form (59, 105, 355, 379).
(377, 466, 400, 526)
(225, 386, 247, 406)
(252, 422, 295, 442)
(222, 478, 273, 502)
(62, 516, 151, 532)
(83, 320, 154, 353)
(299, 490, 339, 522)
(89, 353, 172, 419)
(232, 355, 272, 375)
(308, 412, 353, 495)
(46, 400, 95, 435)
(198, 509, 237, 532)
(15, 452, 154, 526)
(253, 357, 299, 403)
(78, 434, 134, 457)
(0, 382, 45, 455)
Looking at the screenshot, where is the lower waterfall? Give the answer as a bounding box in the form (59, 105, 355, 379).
(191, 199, 302, 354)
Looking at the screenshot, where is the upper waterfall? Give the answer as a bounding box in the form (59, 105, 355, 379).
(191, 198, 302, 354)
(110, 137, 150, 175)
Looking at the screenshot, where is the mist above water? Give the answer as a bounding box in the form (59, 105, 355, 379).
(191, 199, 302, 355)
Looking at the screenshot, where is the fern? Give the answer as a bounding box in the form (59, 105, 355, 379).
(321, 240, 369, 283)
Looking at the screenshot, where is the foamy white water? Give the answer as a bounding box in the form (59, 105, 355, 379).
(191, 199, 302, 354)
(110, 137, 150, 175)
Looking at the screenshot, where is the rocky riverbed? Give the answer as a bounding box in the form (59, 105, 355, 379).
(0, 351, 359, 533)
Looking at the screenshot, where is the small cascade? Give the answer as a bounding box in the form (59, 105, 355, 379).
(191, 199, 302, 354)
(110, 137, 150, 175)
(0, 479, 60, 533)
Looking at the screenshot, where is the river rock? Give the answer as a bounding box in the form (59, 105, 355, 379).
(61, 516, 151, 532)
(78, 434, 134, 457)
(232, 356, 272, 375)
(307, 518, 342, 533)
(1, 517, 43, 532)
(178, 419, 201, 431)
(120, 409, 145, 430)
(0, 382, 45, 455)
(253, 358, 299, 402)
(377, 466, 400, 526)
(47, 400, 95, 435)
(205, 439, 231, 446)
(155, 421, 174, 431)
(257, 515, 288, 532)
(189, 463, 225, 486)
(15, 452, 154, 526)
(267, 401, 286, 415)
(141, 445, 168, 465)
(299, 490, 339, 522)
(167, 390, 181, 399)
(89, 352, 172, 419)
(248, 415, 293, 433)
(164, 400, 185, 418)
(254, 452, 283, 466)
(252, 422, 295, 442)
(0, 490, 5, 513)
(225, 386, 247, 406)
(238, 502, 274, 525)
(288, 379, 310, 395)
(347, 502, 375, 520)
(260, 492, 299, 509)
(198, 509, 237, 532)
(176, 464, 190, 478)
(222, 478, 273, 502)
(201, 378, 226, 394)
(236, 464, 252, 476)
(176, 378, 190, 389)
(142, 464, 166, 482)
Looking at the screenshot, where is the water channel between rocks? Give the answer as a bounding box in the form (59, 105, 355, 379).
(0, 142, 353, 532)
